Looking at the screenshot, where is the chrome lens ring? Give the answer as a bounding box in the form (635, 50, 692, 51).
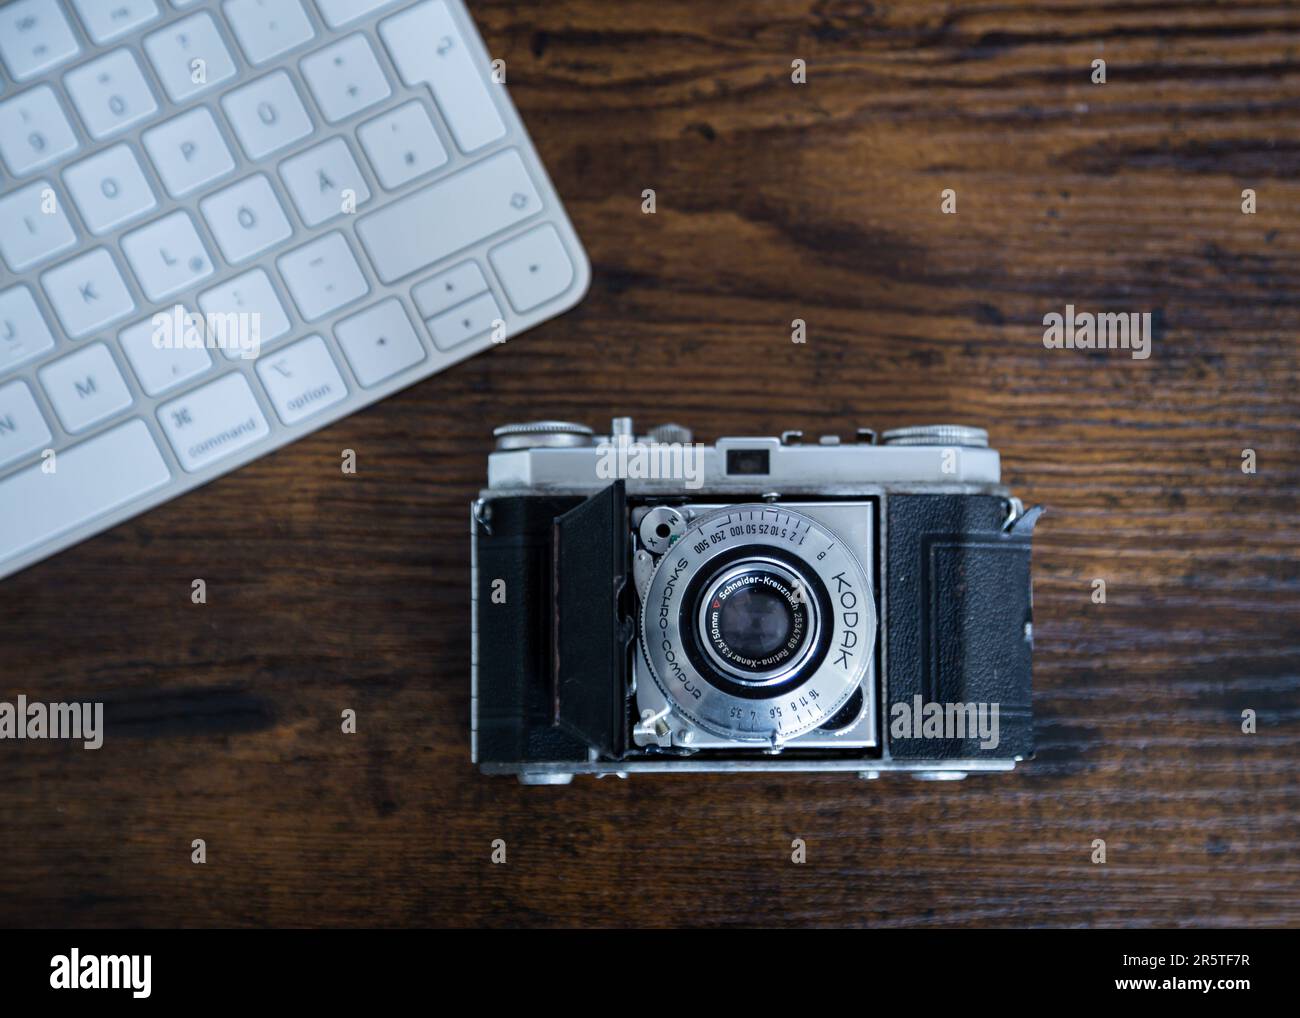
(693, 557, 821, 686)
(640, 504, 875, 744)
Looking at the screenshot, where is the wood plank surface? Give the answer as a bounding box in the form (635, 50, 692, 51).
(1, 0, 1297, 927)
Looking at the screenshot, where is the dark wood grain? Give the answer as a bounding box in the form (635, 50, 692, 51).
(2, 0, 1298, 928)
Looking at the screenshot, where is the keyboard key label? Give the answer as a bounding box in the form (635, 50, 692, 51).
(358, 101, 448, 190)
(334, 299, 425, 387)
(300, 34, 391, 123)
(280, 138, 371, 226)
(412, 261, 488, 319)
(142, 108, 235, 198)
(0, 286, 57, 372)
(256, 335, 348, 424)
(198, 270, 290, 360)
(0, 86, 80, 177)
(426, 290, 502, 351)
(0, 380, 53, 470)
(143, 13, 237, 102)
(224, 0, 315, 66)
(0, 180, 77, 272)
(41, 249, 136, 339)
(490, 225, 576, 313)
(70, 0, 160, 46)
(121, 211, 214, 302)
(380, 1, 506, 153)
(158, 373, 270, 472)
(221, 71, 313, 161)
(278, 232, 370, 321)
(64, 144, 158, 236)
(38, 342, 135, 434)
(120, 312, 212, 396)
(64, 49, 158, 140)
(0, 0, 82, 82)
(356, 148, 542, 284)
(200, 175, 293, 265)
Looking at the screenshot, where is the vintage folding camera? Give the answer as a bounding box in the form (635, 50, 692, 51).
(471, 418, 1041, 784)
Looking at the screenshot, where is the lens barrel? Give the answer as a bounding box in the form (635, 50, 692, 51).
(696, 559, 820, 685)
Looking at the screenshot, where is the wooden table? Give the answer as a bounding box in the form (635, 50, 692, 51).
(2, 0, 1297, 928)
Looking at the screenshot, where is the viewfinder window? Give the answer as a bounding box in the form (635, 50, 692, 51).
(726, 449, 770, 475)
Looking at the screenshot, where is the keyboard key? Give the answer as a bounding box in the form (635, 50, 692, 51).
(119, 312, 213, 396)
(256, 334, 348, 423)
(334, 299, 424, 386)
(0, 180, 77, 272)
(0, 86, 79, 177)
(70, 0, 160, 44)
(490, 225, 575, 313)
(356, 148, 541, 284)
(0, 0, 81, 83)
(144, 12, 237, 102)
(224, 0, 315, 65)
(198, 268, 291, 360)
(314, 0, 397, 27)
(0, 286, 57, 373)
(143, 108, 236, 198)
(64, 49, 159, 141)
(0, 419, 170, 565)
(220, 71, 313, 161)
(279, 137, 370, 226)
(41, 249, 136, 338)
(38, 342, 134, 434)
(121, 211, 214, 302)
(0, 380, 53, 470)
(357, 101, 447, 190)
(278, 232, 369, 321)
(380, 1, 505, 154)
(300, 34, 390, 123)
(199, 174, 293, 264)
(158, 372, 270, 472)
(63, 144, 158, 236)
(426, 291, 502, 351)
(411, 261, 487, 318)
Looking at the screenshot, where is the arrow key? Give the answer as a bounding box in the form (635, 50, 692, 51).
(334, 299, 425, 387)
(489, 224, 575, 313)
(425, 291, 502, 352)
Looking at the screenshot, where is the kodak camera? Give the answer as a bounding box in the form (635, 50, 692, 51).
(471, 419, 1041, 784)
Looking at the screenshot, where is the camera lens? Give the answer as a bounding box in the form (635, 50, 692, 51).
(717, 585, 792, 658)
(696, 559, 819, 685)
(639, 504, 876, 743)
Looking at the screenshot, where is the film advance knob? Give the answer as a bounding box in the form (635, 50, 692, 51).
(492, 421, 595, 450)
(879, 424, 989, 448)
(647, 423, 693, 445)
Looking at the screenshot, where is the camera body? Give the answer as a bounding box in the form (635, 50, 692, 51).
(471, 419, 1041, 784)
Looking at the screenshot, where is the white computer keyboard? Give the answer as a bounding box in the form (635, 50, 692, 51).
(0, 0, 589, 580)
